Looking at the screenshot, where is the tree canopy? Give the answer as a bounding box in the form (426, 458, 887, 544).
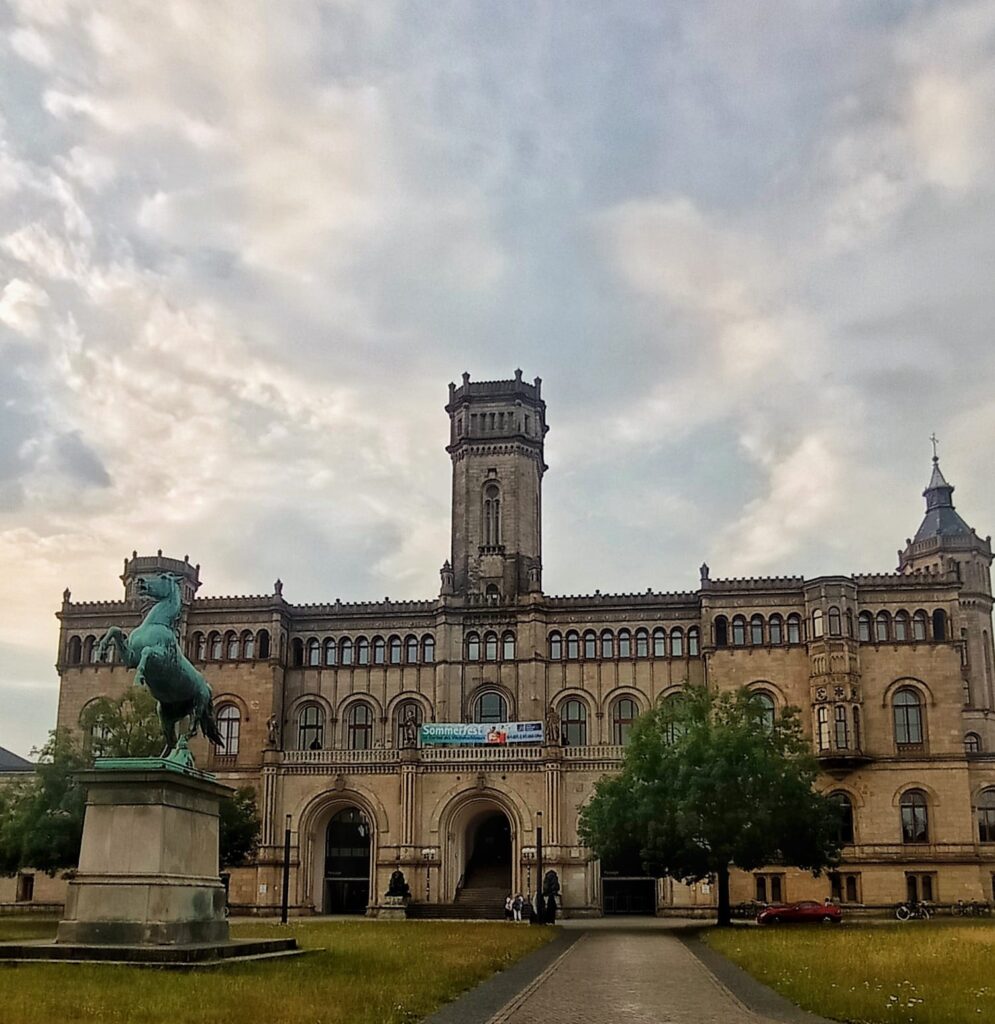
(0, 687, 260, 875)
(579, 685, 842, 924)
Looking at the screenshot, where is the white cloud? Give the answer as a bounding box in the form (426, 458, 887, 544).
(0, 277, 50, 336)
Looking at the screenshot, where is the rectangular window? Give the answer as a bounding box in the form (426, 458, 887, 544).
(906, 872, 935, 902)
(755, 873, 783, 903)
(834, 705, 849, 749)
(15, 873, 34, 902)
(770, 875, 783, 903)
(845, 875, 859, 903)
(829, 872, 842, 901)
(755, 875, 767, 903)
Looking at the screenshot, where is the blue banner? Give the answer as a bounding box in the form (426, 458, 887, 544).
(419, 721, 544, 746)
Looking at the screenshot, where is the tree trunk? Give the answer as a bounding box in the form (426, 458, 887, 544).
(716, 865, 731, 926)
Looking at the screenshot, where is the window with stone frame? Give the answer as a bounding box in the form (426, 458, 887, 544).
(978, 789, 995, 843)
(893, 688, 925, 747)
(217, 704, 240, 755)
(900, 789, 929, 843)
(475, 691, 508, 724)
(768, 615, 783, 645)
(298, 703, 324, 750)
(652, 628, 666, 657)
(687, 627, 700, 656)
(347, 702, 373, 750)
(670, 628, 684, 657)
(612, 697, 639, 745)
(559, 698, 588, 746)
(548, 632, 562, 660)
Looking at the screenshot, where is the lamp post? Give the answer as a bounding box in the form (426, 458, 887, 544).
(422, 847, 438, 904)
(522, 846, 536, 898)
(533, 811, 543, 925)
(280, 813, 292, 925)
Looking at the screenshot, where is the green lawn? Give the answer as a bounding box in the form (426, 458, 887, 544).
(0, 917, 552, 1024)
(704, 919, 995, 1024)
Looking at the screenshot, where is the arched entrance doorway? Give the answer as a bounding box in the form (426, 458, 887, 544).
(463, 812, 512, 890)
(323, 807, 371, 914)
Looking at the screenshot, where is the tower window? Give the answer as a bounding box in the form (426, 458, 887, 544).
(483, 483, 502, 546)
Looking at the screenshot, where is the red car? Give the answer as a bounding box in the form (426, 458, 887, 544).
(757, 900, 842, 925)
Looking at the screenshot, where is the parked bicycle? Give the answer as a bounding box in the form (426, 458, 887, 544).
(951, 899, 993, 917)
(895, 900, 932, 921)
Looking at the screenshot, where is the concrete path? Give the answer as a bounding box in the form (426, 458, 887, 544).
(490, 928, 767, 1024)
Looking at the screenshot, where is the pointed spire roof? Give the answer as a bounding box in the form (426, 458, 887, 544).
(914, 441, 972, 543)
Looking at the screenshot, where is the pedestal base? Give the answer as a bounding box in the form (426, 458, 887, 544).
(56, 762, 232, 947)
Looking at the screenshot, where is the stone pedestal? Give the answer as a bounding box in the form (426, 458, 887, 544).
(57, 762, 232, 946)
(378, 895, 409, 920)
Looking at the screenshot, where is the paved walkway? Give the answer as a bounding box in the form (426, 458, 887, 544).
(490, 928, 768, 1024)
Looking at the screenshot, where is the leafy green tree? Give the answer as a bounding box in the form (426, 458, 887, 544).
(580, 685, 842, 925)
(0, 688, 160, 875)
(219, 786, 262, 869)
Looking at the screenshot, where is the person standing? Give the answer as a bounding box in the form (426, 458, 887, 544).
(504, 894, 513, 921)
(513, 893, 523, 922)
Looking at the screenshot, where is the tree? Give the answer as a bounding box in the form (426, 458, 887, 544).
(219, 786, 261, 868)
(1, 688, 160, 875)
(579, 685, 842, 925)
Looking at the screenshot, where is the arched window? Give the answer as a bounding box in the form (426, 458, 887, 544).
(893, 688, 924, 747)
(900, 789, 929, 843)
(875, 611, 891, 642)
(466, 633, 481, 661)
(475, 691, 508, 724)
(853, 706, 862, 750)
(298, 704, 325, 750)
(225, 631, 239, 660)
(731, 616, 746, 646)
(356, 637, 370, 666)
(830, 792, 854, 845)
(566, 631, 580, 660)
(670, 628, 684, 658)
(817, 705, 830, 750)
(618, 630, 632, 658)
(422, 635, 435, 664)
(932, 609, 947, 641)
(548, 632, 562, 660)
(395, 701, 423, 747)
(894, 612, 909, 642)
(340, 637, 354, 666)
(482, 482, 502, 546)
(786, 614, 801, 644)
(194, 632, 206, 661)
(291, 638, 304, 667)
(405, 635, 419, 664)
(502, 632, 516, 661)
(323, 638, 337, 667)
(661, 693, 685, 745)
(912, 610, 928, 641)
(217, 704, 240, 755)
(484, 632, 498, 661)
(768, 615, 783, 645)
(857, 612, 872, 642)
(347, 703, 373, 750)
(583, 631, 597, 660)
(601, 631, 615, 659)
(389, 636, 402, 665)
(257, 629, 270, 659)
(688, 627, 700, 656)
(307, 638, 321, 667)
(82, 635, 96, 663)
(210, 631, 222, 660)
(612, 697, 639, 745)
(559, 699, 587, 746)
(635, 629, 649, 658)
(978, 789, 995, 843)
(714, 616, 728, 647)
(750, 615, 764, 646)
(845, 609, 853, 637)
(652, 628, 666, 657)
(242, 631, 255, 659)
(67, 635, 83, 665)
(751, 691, 776, 732)
(812, 610, 824, 639)
(372, 636, 386, 665)
(828, 606, 842, 637)
(965, 732, 982, 754)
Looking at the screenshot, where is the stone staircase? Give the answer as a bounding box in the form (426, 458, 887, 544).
(407, 860, 510, 920)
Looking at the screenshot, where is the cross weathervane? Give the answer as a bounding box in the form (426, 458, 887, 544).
(930, 432, 939, 460)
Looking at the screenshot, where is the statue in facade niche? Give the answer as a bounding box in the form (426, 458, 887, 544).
(400, 705, 420, 749)
(545, 704, 561, 745)
(95, 573, 224, 758)
(266, 714, 280, 749)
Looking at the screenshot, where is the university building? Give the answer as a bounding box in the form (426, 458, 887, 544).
(34, 371, 995, 916)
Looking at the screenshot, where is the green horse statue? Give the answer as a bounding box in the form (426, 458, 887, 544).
(96, 573, 225, 756)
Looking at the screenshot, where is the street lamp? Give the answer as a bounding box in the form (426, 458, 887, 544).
(281, 813, 292, 925)
(422, 847, 438, 903)
(522, 846, 536, 898)
(533, 811, 544, 925)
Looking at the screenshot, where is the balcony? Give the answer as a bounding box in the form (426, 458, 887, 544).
(816, 748, 872, 775)
(278, 743, 627, 768)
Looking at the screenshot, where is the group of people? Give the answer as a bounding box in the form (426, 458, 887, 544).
(504, 892, 557, 923)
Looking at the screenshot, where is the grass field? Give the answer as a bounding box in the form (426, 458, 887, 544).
(0, 917, 552, 1024)
(704, 919, 995, 1024)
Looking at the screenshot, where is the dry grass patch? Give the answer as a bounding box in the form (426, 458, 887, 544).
(704, 919, 995, 1024)
(0, 917, 552, 1024)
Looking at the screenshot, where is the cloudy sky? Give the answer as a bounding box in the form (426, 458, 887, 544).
(2, 0, 994, 756)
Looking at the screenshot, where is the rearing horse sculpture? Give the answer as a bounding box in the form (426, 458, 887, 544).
(96, 573, 224, 756)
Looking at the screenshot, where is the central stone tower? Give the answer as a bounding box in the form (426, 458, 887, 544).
(444, 370, 548, 604)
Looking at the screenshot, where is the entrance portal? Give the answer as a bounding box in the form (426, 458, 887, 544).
(601, 848, 656, 915)
(463, 812, 512, 890)
(323, 807, 370, 914)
